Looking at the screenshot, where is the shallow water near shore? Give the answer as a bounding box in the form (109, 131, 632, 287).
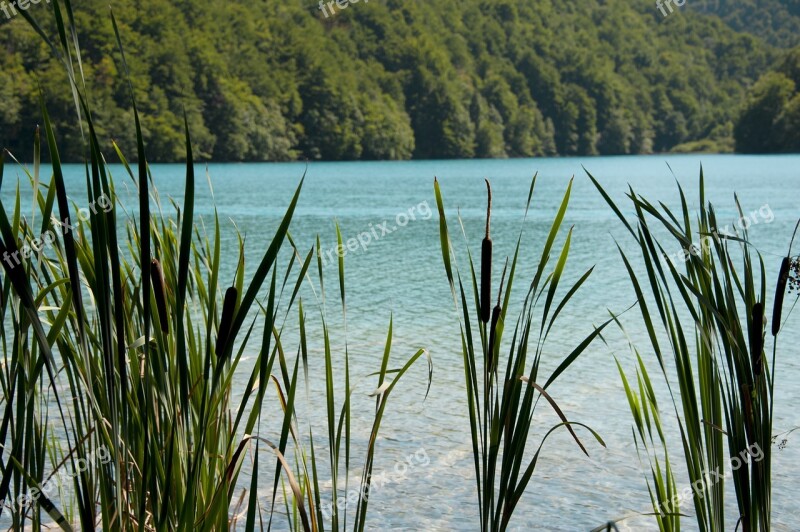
(3, 153, 799, 530)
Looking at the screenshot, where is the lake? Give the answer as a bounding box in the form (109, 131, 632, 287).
(2, 154, 799, 530)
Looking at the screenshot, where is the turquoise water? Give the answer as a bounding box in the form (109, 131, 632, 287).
(2, 154, 799, 530)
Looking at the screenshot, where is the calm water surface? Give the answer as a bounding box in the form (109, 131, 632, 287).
(3, 155, 799, 530)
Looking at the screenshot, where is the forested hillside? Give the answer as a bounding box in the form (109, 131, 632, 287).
(0, 0, 796, 161)
(689, 0, 800, 48)
(735, 47, 800, 153)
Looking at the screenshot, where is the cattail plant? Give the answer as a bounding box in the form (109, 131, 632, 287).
(590, 169, 789, 532)
(436, 175, 610, 531)
(481, 179, 492, 323)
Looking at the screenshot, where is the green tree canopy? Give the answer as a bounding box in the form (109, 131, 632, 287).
(1, 0, 797, 161)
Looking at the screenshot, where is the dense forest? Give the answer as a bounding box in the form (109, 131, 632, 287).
(1, 0, 799, 162)
(688, 0, 800, 48)
(735, 47, 800, 152)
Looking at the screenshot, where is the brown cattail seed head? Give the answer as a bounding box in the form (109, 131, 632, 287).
(150, 259, 169, 334)
(216, 287, 238, 358)
(749, 302, 764, 377)
(772, 257, 790, 336)
(487, 259, 508, 372)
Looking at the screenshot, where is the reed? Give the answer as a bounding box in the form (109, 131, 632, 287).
(299, 224, 432, 532)
(590, 168, 798, 531)
(435, 175, 612, 531)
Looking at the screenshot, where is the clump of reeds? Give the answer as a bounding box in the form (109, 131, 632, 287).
(292, 224, 432, 532)
(591, 169, 796, 532)
(435, 175, 611, 531)
(0, 2, 430, 530)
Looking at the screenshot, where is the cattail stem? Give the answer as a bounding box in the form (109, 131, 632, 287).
(481, 179, 492, 323)
(216, 287, 238, 358)
(772, 257, 790, 336)
(150, 259, 169, 334)
(485, 178, 492, 239)
(788, 219, 800, 256)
